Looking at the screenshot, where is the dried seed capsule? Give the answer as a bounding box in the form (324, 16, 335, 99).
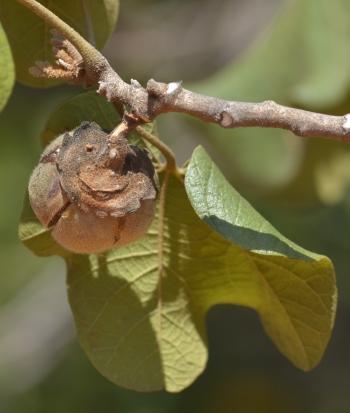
(28, 122, 158, 254)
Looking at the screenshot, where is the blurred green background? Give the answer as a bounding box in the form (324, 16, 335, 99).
(1, 0, 350, 411)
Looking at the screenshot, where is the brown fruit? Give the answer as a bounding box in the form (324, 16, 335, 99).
(28, 122, 158, 254)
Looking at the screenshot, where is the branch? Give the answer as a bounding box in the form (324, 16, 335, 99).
(17, 0, 350, 143)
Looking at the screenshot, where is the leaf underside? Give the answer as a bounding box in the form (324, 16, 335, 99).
(185, 146, 337, 370)
(20, 161, 337, 392)
(0, 0, 119, 87)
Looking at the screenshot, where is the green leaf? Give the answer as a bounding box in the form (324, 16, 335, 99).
(0, 0, 119, 87)
(66, 172, 336, 392)
(185, 146, 322, 260)
(185, 147, 337, 364)
(21, 175, 336, 392)
(0, 21, 14, 112)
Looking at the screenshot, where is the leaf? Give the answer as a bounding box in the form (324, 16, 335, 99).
(0, 0, 119, 87)
(190, 0, 350, 194)
(20, 165, 336, 392)
(0, 21, 14, 112)
(185, 147, 337, 367)
(185, 146, 321, 260)
(68, 171, 336, 391)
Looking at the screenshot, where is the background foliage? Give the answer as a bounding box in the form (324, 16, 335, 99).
(1, 0, 350, 411)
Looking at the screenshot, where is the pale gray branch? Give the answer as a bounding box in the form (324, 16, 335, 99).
(22, 0, 350, 144)
(96, 68, 350, 142)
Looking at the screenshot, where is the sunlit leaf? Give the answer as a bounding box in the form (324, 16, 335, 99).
(185, 146, 320, 260)
(0, 0, 119, 87)
(19, 164, 336, 392)
(0, 21, 14, 111)
(185, 146, 336, 370)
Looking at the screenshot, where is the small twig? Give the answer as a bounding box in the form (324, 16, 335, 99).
(17, 0, 350, 143)
(108, 115, 178, 175)
(156, 170, 169, 334)
(136, 126, 179, 176)
(108, 80, 350, 143)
